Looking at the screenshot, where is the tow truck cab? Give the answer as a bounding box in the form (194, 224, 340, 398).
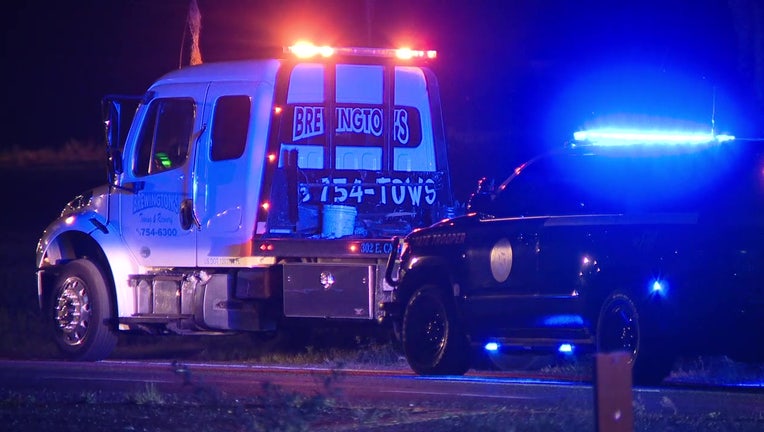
(36, 44, 454, 361)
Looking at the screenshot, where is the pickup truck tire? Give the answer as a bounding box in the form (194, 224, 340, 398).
(402, 285, 469, 375)
(51, 259, 118, 361)
(596, 291, 673, 385)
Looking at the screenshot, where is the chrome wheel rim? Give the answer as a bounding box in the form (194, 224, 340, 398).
(55, 276, 91, 346)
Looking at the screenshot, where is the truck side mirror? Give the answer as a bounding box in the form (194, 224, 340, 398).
(103, 105, 123, 185)
(106, 140, 123, 181)
(102, 94, 141, 184)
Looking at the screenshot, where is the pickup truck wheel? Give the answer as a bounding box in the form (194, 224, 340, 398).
(402, 285, 469, 375)
(596, 292, 673, 385)
(51, 259, 118, 361)
(597, 293, 639, 359)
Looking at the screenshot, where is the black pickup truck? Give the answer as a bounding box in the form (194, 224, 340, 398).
(385, 133, 764, 385)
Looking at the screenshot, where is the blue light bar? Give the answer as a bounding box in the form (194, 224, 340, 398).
(558, 343, 575, 354)
(573, 129, 734, 146)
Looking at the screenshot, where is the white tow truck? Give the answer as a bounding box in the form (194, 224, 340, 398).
(36, 43, 455, 360)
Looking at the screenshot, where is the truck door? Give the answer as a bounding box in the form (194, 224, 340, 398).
(461, 217, 546, 330)
(117, 86, 204, 267)
(194, 80, 276, 265)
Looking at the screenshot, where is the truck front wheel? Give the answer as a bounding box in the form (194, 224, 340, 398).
(50, 259, 118, 361)
(402, 285, 469, 375)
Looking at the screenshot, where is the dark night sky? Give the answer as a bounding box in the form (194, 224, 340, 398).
(3, 0, 762, 182)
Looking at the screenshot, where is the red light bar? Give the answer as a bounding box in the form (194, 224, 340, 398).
(285, 42, 436, 60)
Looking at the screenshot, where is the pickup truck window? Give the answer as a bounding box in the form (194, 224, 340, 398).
(494, 148, 752, 218)
(211, 95, 250, 161)
(134, 98, 195, 176)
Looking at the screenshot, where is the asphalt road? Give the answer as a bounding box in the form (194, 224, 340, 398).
(1, 359, 762, 421)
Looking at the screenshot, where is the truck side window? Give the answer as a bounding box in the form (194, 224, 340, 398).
(134, 98, 195, 176)
(211, 95, 250, 161)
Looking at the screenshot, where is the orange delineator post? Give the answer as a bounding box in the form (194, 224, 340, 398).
(594, 352, 634, 432)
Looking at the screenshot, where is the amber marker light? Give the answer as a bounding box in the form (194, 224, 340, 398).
(267, 153, 277, 163)
(395, 47, 437, 60)
(288, 41, 334, 58)
(274, 106, 282, 115)
(396, 47, 415, 60)
(261, 202, 270, 211)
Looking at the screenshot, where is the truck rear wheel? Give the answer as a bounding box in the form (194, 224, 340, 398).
(402, 285, 469, 375)
(596, 291, 673, 385)
(51, 259, 117, 361)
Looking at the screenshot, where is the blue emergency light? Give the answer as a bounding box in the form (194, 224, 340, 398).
(574, 128, 734, 147)
(484, 342, 500, 352)
(649, 278, 669, 299)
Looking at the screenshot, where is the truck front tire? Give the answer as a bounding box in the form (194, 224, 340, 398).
(402, 285, 469, 375)
(50, 259, 118, 361)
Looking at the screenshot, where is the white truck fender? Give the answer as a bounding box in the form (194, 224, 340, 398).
(36, 187, 141, 317)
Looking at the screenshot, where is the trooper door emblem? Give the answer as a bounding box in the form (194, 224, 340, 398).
(490, 238, 513, 283)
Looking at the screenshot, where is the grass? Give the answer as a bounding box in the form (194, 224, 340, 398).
(249, 381, 336, 432)
(669, 355, 764, 386)
(0, 385, 597, 432)
(0, 300, 59, 361)
(0, 139, 104, 168)
(128, 383, 166, 406)
(127, 327, 408, 369)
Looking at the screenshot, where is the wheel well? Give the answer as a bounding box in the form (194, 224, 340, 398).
(40, 232, 117, 320)
(396, 264, 455, 314)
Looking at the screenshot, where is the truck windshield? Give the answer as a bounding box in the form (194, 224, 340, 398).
(278, 63, 434, 172)
(263, 60, 452, 239)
